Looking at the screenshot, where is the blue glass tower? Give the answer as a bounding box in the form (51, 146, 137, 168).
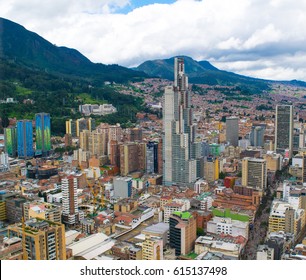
(17, 120, 34, 158)
(35, 113, 51, 156)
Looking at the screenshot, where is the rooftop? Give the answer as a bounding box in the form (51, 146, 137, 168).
(172, 211, 193, 220)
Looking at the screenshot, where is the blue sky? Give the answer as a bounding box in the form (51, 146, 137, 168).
(122, 0, 176, 12)
(1, 0, 306, 81)
(108, 0, 177, 14)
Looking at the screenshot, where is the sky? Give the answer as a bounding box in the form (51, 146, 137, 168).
(1, 0, 306, 81)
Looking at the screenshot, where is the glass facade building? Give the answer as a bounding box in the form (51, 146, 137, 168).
(4, 127, 17, 157)
(17, 120, 34, 158)
(35, 113, 51, 155)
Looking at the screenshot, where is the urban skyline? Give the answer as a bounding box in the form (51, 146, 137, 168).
(1, 55, 306, 261)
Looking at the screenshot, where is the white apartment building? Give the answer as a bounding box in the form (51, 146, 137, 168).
(163, 202, 186, 223)
(207, 216, 249, 239)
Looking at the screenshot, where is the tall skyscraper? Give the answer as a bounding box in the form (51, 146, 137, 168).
(226, 116, 239, 146)
(61, 176, 82, 226)
(17, 120, 34, 158)
(35, 113, 51, 156)
(4, 127, 17, 157)
(275, 105, 293, 158)
(250, 125, 265, 147)
(242, 157, 267, 190)
(163, 57, 202, 186)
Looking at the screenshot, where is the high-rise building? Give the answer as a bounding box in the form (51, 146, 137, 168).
(113, 177, 132, 198)
(0, 152, 10, 172)
(66, 118, 95, 137)
(35, 113, 51, 156)
(302, 154, 306, 184)
(79, 130, 90, 151)
(242, 157, 267, 190)
(4, 127, 17, 157)
(169, 211, 197, 256)
(204, 156, 219, 183)
(88, 130, 108, 158)
(109, 140, 120, 167)
(275, 105, 293, 158)
(61, 176, 82, 226)
(141, 235, 163, 260)
(108, 124, 122, 142)
(66, 119, 77, 137)
(250, 126, 265, 147)
(128, 127, 143, 142)
(299, 125, 306, 148)
(163, 57, 202, 186)
(146, 141, 158, 174)
(157, 139, 163, 174)
(119, 142, 146, 176)
(17, 120, 34, 158)
(8, 218, 66, 260)
(226, 117, 239, 146)
(64, 133, 72, 147)
(5, 197, 26, 223)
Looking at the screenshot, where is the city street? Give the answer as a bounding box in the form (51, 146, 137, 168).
(242, 183, 277, 260)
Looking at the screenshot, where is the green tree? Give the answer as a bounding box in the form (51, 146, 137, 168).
(197, 228, 205, 236)
(0, 109, 9, 128)
(219, 171, 226, 179)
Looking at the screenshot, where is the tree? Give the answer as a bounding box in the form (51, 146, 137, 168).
(197, 228, 205, 236)
(219, 171, 226, 179)
(0, 109, 9, 128)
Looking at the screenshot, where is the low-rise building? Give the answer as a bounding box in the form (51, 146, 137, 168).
(207, 216, 249, 239)
(194, 234, 247, 259)
(256, 244, 274, 260)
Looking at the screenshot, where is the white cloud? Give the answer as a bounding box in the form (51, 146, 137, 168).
(1, 0, 306, 81)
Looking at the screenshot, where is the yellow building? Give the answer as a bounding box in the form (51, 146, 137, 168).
(263, 152, 281, 172)
(23, 202, 61, 223)
(8, 218, 66, 260)
(80, 130, 91, 151)
(0, 200, 6, 221)
(242, 157, 267, 189)
(66, 118, 94, 137)
(141, 235, 163, 260)
(268, 200, 305, 240)
(204, 157, 219, 183)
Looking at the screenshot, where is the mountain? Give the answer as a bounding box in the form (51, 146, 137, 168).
(136, 56, 269, 93)
(136, 56, 306, 94)
(0, 17, 147, 84)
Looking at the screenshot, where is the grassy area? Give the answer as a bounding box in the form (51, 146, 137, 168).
(77, 93, 106, 104)
(185, 252, 198, 259)
(16, 85, 32, 96)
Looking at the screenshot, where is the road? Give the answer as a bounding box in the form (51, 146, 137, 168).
(242, 182, 277, 260)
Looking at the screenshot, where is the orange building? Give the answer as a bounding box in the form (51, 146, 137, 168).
(213, 188, 261, 211)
